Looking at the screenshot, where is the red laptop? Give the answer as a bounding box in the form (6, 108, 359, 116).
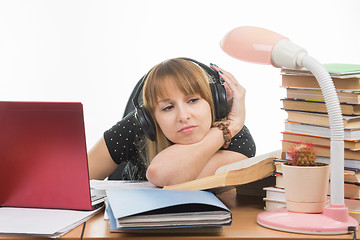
(0, 101, 102, 210)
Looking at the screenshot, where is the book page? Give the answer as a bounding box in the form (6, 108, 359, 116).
(215, 150, 282, 175)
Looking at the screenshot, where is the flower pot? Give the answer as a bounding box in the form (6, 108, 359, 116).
(282, 163, 330, 213)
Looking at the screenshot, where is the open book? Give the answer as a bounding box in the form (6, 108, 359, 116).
(163, 150, 282, 192)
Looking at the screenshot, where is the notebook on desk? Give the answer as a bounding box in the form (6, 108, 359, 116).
(0, 101, 104, 211)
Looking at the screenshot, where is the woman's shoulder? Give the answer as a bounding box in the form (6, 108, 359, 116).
(104, 110, 143, 139)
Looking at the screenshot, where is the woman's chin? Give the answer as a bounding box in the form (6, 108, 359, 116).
(177, 135, 205, 145)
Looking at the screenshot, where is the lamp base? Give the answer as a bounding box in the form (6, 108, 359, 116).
(257, 206, 358, 235)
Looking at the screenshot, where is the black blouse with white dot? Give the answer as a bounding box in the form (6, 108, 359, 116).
(104, 111, 256, 180)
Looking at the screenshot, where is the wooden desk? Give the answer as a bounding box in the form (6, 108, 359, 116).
(2, 190, 359, 239)
(70, 190, 359, 240)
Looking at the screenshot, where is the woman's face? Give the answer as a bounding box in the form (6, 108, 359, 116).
(153, 83, 212, 145)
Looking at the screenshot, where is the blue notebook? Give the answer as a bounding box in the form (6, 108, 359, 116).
(106, 188, 231, 230)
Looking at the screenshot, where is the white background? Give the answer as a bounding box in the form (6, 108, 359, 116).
(1, 0, 359, 155)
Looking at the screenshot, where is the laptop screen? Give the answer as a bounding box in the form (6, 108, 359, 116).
(0, 101, 93, 210)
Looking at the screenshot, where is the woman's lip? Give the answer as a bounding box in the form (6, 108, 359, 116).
(179, 125, 196, 133)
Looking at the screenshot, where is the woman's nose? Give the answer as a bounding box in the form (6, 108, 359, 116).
(177, 105, 191, 122)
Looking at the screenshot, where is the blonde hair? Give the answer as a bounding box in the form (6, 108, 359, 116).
(142, 58, 215, 164)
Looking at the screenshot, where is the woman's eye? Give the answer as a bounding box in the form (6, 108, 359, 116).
(162, 105, 173, 111)
(188, 97, 199, 103)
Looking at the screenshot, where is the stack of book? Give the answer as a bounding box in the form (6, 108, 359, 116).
(262, 160, 286, 210)
(281, 63, 360, 165)
(264, 63, 360, 220)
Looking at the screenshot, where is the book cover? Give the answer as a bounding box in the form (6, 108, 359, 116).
(344, 198, 360, 212)
(284, 121, 360, 141)
(282, 75, 360, 89)
(282, 140, 360, 160)
(263, 186, 286, 211)
(163, 150, 282, 192)
(285, 110, 360, 129)
(344, 169, 360, 184)
(274, 172, 284, 189)
(282, 99, 360, 116)
(343, 182, 360, 199)
(263, 198, 286, 211)
(285, 88, 360, 105)
(264, 186, 285, 202)
(282, 64, 360, 77)
(282, 131, 360, 150)
(106, 189, 231, 230)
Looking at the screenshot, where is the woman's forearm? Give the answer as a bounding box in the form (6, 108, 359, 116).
(146, 127, 225, 187)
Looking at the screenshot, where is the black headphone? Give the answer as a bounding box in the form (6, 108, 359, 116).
(132, 58, 228, 141)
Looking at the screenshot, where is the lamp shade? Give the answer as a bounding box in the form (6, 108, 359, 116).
(220, 26, 286, 66)
(220, 26, 307, 69)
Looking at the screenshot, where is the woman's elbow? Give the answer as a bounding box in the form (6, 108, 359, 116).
(146, 165, 166, 187)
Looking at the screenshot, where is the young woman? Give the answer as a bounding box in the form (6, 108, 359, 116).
(88, 58, 256, 187)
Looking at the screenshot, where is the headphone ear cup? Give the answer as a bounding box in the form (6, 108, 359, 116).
(134, 106, 156, 141)
(210, 81, 228, 121)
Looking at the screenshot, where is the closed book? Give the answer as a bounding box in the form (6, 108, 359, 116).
(106, 189, 231, 231)
(264, 186, 285, 202)
(344, 198, 360, 212)
(342, 182, 360, 199)
(263, 187, 286, 210)
(275, 172, 284, 189)
(286, 88, 360, 105)
(282, 99, 360, 116)
(282, 131, 360, 150)
(282, 75, 360, 90)
(274, 160, 285, 173)
(281, 63, 360, 90)
(344, 169, 360, 184)
(282, 140, 360, 160)
(263, 199, 286, 211)
(281, 63, 360, 77)
(285, 110, 360, 129)
(284, 121, 360, 141)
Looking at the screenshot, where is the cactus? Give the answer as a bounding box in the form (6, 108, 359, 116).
(287, 143, 318, 166)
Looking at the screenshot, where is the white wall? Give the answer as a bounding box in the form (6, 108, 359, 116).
(1, 0, 359, 155)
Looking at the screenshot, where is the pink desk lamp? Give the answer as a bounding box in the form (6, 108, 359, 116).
(220, 26, 358, 234)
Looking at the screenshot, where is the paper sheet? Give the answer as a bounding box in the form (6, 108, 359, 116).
(0, 207, 102, 238)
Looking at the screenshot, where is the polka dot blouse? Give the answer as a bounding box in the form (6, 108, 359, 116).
(104, 111, 256, 180)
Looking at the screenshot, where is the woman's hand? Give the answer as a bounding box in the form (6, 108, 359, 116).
(210, 64, 246, 137)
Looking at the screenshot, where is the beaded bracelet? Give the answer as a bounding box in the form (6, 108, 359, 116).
(213, 121, 232, 148)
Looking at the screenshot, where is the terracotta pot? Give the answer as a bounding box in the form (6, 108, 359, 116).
(282, 163, 330, 213)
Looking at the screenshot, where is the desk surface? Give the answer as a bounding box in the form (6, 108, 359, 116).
(2, 190, 359, 240)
